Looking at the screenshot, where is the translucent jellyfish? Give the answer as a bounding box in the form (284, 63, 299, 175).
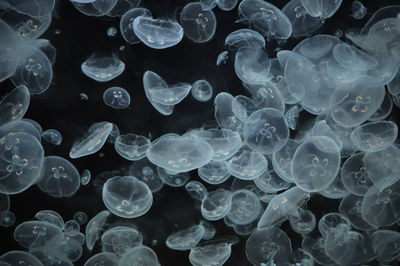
(192, 128, 242, 161)
(84, 252, 119, 266)
(0, 120, 41, 141)
(363, 145, 400, 190)
(0, 85, 30, 125)
(302, 234, 336, 265)
(166, 225, 205, 251)
(81, 52, 125, 82)
(246, 228, 292, 265)
(227, 189, 261, 225)
(103, 87, 131, 109)
(107, 26, 117, 36)
(0, 250, 43, 266)
(185, 181, 207, 201)
(180, 2, 217, 43)
(42, 129, 62, 145)
(120, 8, 152, 44)
(36, 156, 81, 198)
(5, 0, 55, 18)
(227, 149, 268, 180)
(69, 121, 113, 159)
(201, 189, 232, 221)
(72, 0, 118, 17)
(73, 211, 88, 225)
(191, 80, 213, 102)
(291, 136, 341, 192)
(80, 169, 91, 185)
(318, 212, 351, 237)
(224, 29, 265, 49)
(216, 51, 228, 66)
(258, 186, 310, 229)
(189, 242, 232, 266)
(115, 133, 150, 161)
(341, 153, 373, 196)
(249, 83, 285, 113)
(119, 246, 160, 266)
(388, 70, 400, 96)
(234, 47, 271, 85)
(101, 226, 143, 256)
(0, 132, 44, 194)
(157, 167, 190, 187)
(129, 158, 164, 193)
(214, 92, 243, 132)
(217, 0, 238, 11)
(282, 0, 323, 38)
(339, 194, 374, 231)
(231, 95, 259, 123)
(10, 46, 53, 95)
(80, 93, 88, 101)
(284, 106, 299, 130)
(35, 210, 64, 229)
(147, 82, 191, 106)
(199, 220, 216, 240)
(253, 169, 291, 193)
(146, 135, 213, 173)
(64, 220, 80, 236)
(41, 233, 83, 263)
(289, 209, 316, 234)
(14, 221, 64, 249)
(244, 108, 289, 155)
(0, 210, 15, 227)
(300, 0, 343, 19)
(350, 121, 398, 152)
(371, 230, 400, 263)
(271, 138, 299, 182)
(369, 92, 393, 121)
(102, 176, 153, 218)
(85, 210, 110, 250)
(133, 16, 183, 49)
(198, 160, 231, 185)
(0, 19, 19, 82)
(312, 120, 343, 150)
(351, 1, 367, 19)
(0, 193, 9, 213)
(143, 71, 174, 115)
(361, 180, 400, 227)
(332, 43, 378, 71)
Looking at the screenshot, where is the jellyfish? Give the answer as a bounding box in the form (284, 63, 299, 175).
(81, 52, 125, 82)
(103, 87, 131, 109)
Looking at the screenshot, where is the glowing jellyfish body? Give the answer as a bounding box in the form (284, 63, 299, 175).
(42, 129, 62, 145)
(133, 16, 183, 49)
(129, 159, 164, 193)
(189, 243, 232, 266)
(0, 250, 43, 266)
(180, 2, 217, 43)
(120, 8, 152, 44)
(0, 210, 15, 227)
(227, 189, 262, 225)
(0, 85, 30, 126)
(0, 19, 19, 82)
(103, 87, 131, 109)
(216, 51, 229, 66)
(227, 149, 268, 180)
(198, 160, 231, 185)
(185, 181, 207, 201)
(35, 210, 64, 229)
(14, 221, 64, 249)
(119, 246, 160, 266)
(166, 225, 205, 251)
(101, 226, 143, 256)
(73, 211, 88, 225)
(81, 52, 125, 82)
(80, 169, 91, 185)
(157, 166, 190, 187)
(114, 134, 150, 161)
(36, 156, 81, 198)
(143, 71, 174, 115)
(84, 252, 119, 266)
(201, 189, 232, 221)
(148, 82, 192, 106)
(301, 0, 343, 19)
(85, 210, 110, 250)
(234, 47, 271, 85)
(69, 122, 113, 159)
(191, 80, 213, 102)
(224, 29, 265, 49)
(102, 176, 153, 218)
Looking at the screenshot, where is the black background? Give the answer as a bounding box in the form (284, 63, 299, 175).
(0, 0, 399, 265)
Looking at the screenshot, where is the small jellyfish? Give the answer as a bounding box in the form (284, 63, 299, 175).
(81, 52, 125, 82)
(234, 47, 271, 85)
(115, 133, 151, 161)
(85, 210, 110, 251)
(189, 242, 232, 266)
(198, 160, 231, 185)
(227, 149, 268, 180)
(185, 181, 207, 201)
(133, 16, 184, 49)
(284, 105, 300, 130)
(64, 220, 80, 236)
(0, 210, 15, 227)
(201, 189, 232, 221)
(103, 87, 131, 109)
(73, 211, 88, 225)
(106, 123, 120, 144)
(0, 85, 30, 126)
(216, 51, 229, 66)
(80, 93, 88, 101)
(143, 71, 174, 115)
(35, 210, 64, 229)
(224, 29, 265, 49)
(288, 209, 316, 234)
(14, 220, 64, 249)
(80, 169, 91, 185)
(101, 226, 143, 256)
(191, 80, 213, 102)
(180, 2, 217, 43)
(129, 158, 164, 193)
(102, 176, 153, 218)
(166, 225, 205, 251)
(227, 189, 262, 225)
(42, 129, 62, 145)
(120, 8, 152, 44)
(107, 26, 117, 36)
(300, 0, 343, 19)
(157, 167, 190, 187)
(148, 82, 192, 106)
(231, 95, 259, 123)
(352, 1, 367, 20)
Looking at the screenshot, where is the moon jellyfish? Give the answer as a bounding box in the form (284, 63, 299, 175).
(166, 224, 205, 251)
(114, 133, 150, 161)
(246, 228, 292, 265)
(147, 135, 213, 173)
(231, 95, 258, 123)
(148, 82, 191, 106)
(318, 212, 351, 237)
(157, 166, 190, 187)
(0, 19, 19, 82)
(369, 92, 393, 121)
(36, 156, 81, 198)
(370, 230, 400, 263)
(129, 159, 164, 193)
(0, 132, 44, 194)
(64, 220, 80, 236)
(120, 8, 152, 44)
(85, 210, 110, 250)
(227, 189, 261, 225)
(72, 0, 118, 17)
(70, 121, 113, 159)
(101, 226, 143, 256)
(119, 246, 160, 266)
(0, 250, 43, 266)
(244, 108, 289, 155)
(351, 1, 367, 19)
(103, 87, 130, 109)
(0, 85, 30, 126)
(302, 234, 337, 265)
(41, 129, 62, 145)
(81, 52, 125, 82)
(14, 220, 64, 249)
(198, 160, 231, 185)
(102, 176, 153, 218)
(189, 242, 232, 266)
(214, 92, 243, 132)
(258, 186, 310, 229)
(0, 210, 15, 227)
(35, 210, 64, 229)
(133, 16, 183, 49)
(289, 208, 316, 235)
(73, 211, 88, 225)
(216, 51, 228, 66)
(253, 169, 291, 193)
(312, 120, 343, 151)
(199, 220, 216, 240)
(180, 2, 217, 43)
(191, 79, 213, 102)
(248, 83, 285, 113)
(227, 149, 268, 180)
(107, 26, 117, 36)
(80, 169, 91, 185)
(234, 47, 271, 85)
(224, 29, 265, 49)
(143, 71, 174, 115)
(238, 0, 292, 40)
(84, 252, 119, 266)
(339, 194, 373, 231)
(185, 181, 207, 201)
(201, 189, 232, 221)
(291, 136, 341, 192)
(301, 0, 343, 19)
(5, 0, 55, 18)
(341, 153, 373, 196)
